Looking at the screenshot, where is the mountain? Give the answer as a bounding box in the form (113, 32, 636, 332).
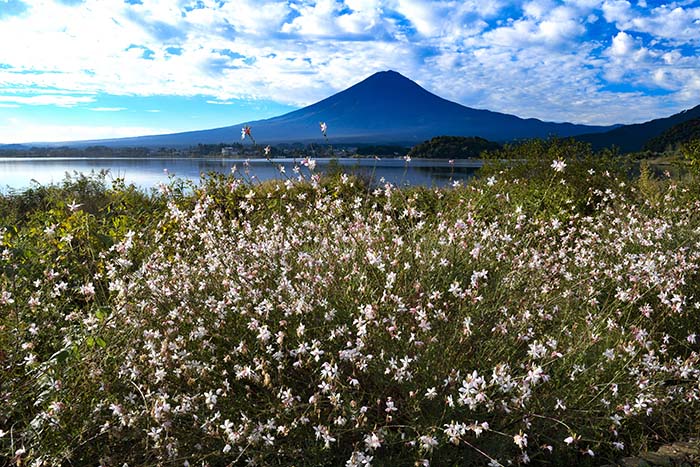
(576, 104, 700, 153)
(0, 144, 30, 150)
(53, 71, 614, 148)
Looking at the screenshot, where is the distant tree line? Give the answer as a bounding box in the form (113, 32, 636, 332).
(644, 118, 700, 153)
(355, 145, 409, 157)
(0, 146, 160, 158)
(407, 136, 501, 159)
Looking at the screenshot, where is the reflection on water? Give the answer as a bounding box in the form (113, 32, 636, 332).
(0, 157, 482, 192)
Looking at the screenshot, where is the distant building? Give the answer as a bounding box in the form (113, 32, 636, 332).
(221, 147, 238, 156)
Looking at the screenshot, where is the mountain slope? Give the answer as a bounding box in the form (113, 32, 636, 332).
(237, 70, 613, 143)
(576, 105, 700, 152)
(643, 117, 700, 152)
(47, 71, 615, 148)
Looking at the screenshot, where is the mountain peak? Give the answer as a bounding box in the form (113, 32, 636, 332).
(334, 69, 436, 106)
(368, 70, 407, 79)
(55, 70, 615, 147)
(358, 70, 420, 87)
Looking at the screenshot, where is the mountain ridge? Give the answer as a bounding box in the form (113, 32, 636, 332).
(643, 116, 700, 152)
(576, 104, 700, 153)
(27, 70, 615, 148)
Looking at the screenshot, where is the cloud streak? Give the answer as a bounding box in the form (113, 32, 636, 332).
(0, 94, 95, 106)
(90, 107, 127, 111)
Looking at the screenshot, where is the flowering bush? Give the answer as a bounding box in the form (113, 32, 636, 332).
(1, 150, 699, 466)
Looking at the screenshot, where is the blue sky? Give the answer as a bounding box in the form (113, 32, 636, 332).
(0, 0, 699, 143)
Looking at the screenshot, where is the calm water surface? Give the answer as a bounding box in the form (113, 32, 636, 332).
(0, 157, 482, 192)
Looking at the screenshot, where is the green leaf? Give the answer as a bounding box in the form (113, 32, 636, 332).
(97, 233, 114, 248)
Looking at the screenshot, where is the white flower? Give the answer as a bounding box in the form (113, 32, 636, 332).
(302, 158, 317, 171)
(204, 390, 217, 409)
(513, 432, 527, 449)
(0, 291, 14, 305)
(419, 435, 438, 452)
(67, 200, 83, 212)
(320, 121, 328, 136)
(364, 432, 382, 450)
(551, 159, 566, 172)
(603, 348, 615, 360)
(80, 282, 96, 298)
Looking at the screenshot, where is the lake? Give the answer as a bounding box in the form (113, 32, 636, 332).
(0, 157, 482, 192)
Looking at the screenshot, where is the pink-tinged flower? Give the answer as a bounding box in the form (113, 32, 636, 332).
(0, 291, 14, 305)
(80, 282, 96, 299)
(241, 125, 252, 140)
(364, 432, 382, 450)
(302, 157, 317, 171)
(513, 431, 527, 449)
(320, 121, 327, 136)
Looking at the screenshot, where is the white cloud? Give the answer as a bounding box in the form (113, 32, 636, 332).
(282, 0, 345, 36)
(218, 0, 291, 36)
(90, 107, 126, 111)
(565, 0, 603, 9)
(0, 0, 698, 129)
(0, 94, 95, 106)
(0, 120, 174, 144)
(206, 100, 235, 105)
(394, 0, 440, 37)
(601, 0, 633, 24)
(601, 2, 700, 44)
(628, 5, 700, 43)
(608, 30, 640, 57)
(524, 0, 555, 20)
(484, 5, 586, 49)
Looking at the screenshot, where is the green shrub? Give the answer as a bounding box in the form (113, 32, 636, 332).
(2, 163, 700, 466)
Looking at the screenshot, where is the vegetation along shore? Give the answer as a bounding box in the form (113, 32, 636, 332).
(1, 138, 700, 466)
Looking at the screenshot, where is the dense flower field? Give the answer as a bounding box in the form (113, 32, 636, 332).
(1, 143, 699, 466)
